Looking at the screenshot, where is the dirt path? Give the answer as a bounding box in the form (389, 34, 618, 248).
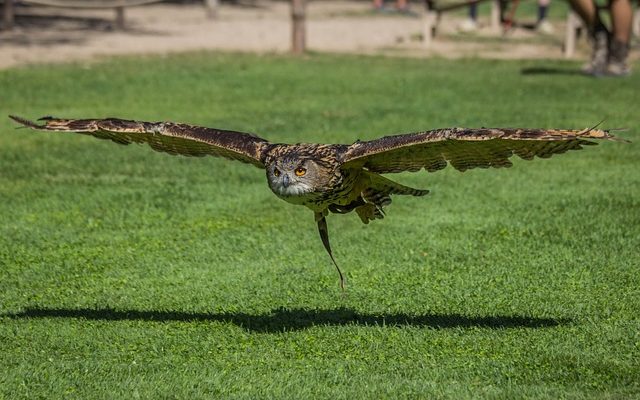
(0, 0, 595, 69)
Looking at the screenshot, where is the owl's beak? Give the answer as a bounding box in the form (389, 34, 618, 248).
(282, 174, 290, 187)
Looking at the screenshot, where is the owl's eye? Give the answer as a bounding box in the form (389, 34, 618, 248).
(273, 168, 281, 177)
(295, 167, 306, 177)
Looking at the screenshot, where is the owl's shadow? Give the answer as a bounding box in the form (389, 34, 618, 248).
(4, 307, 567, 332)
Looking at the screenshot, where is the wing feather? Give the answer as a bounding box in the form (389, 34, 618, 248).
(342, 127, 621, 173)
(9, 115, 270, 168)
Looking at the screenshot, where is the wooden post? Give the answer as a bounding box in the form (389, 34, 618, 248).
(291, 0, 306, 54)
(115, 0, 125, 30)
(422, 0, 436, 48)
(564, 10, 580, 58)
(2, 0, 14, 31)
(490, 0, 500, 32)
(205, 0, 219, 19)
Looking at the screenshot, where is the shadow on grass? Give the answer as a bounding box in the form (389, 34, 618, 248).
(3, 307, 568, 333)
(520, 66, 584, 76)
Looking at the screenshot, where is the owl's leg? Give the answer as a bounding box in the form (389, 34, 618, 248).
(355, 172, 430, 224)
(315, 211, 345, 291)
(328, 197, 365, 214)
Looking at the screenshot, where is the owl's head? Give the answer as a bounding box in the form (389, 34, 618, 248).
(266, 156, 329, 198)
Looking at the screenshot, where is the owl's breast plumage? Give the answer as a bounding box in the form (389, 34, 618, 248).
(295, 168, 363, 211)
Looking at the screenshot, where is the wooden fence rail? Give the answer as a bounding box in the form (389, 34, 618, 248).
(1, 0, 220, 30)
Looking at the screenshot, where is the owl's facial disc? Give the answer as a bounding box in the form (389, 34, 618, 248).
(267, 158, 315, 198)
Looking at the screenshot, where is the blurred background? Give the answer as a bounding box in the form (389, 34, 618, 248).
(1, 0, 638, 69)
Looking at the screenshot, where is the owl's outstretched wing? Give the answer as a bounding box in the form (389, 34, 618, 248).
(9, 115, 271, 168)
(341, 127, 622, 173)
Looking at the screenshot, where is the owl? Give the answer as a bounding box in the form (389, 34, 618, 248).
(9, 115, 621, 289)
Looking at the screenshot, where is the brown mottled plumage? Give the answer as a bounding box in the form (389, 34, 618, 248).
(9, 115, 623, 289)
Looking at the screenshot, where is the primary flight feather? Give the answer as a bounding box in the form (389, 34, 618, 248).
(9, 115, 620, 289)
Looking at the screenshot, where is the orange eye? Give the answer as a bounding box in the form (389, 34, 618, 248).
(273, 168, 281, 177)
(295, 167, 306, 177)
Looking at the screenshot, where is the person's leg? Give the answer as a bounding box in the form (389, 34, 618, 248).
(608, 0, 632, 75)
(459, 1, 479, 31)
(610, 0, 632, 43)
(396, 0, 408, 10)
(469, 1, 478, 21)
(373, 0, 384, 9)
(536, 0, 554, 33)
(538, 0, 550, 22)
(569, 0, 598, 27)
(569, 0, 609, 75)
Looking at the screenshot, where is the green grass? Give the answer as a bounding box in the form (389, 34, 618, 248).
(0, 53, 638, 399)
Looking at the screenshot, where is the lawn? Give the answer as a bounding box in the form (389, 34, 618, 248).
(0, 53, 638, 399)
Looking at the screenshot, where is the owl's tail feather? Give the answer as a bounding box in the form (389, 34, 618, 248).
(366, 172, 430, 197)
(315, 213, 345, 291)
